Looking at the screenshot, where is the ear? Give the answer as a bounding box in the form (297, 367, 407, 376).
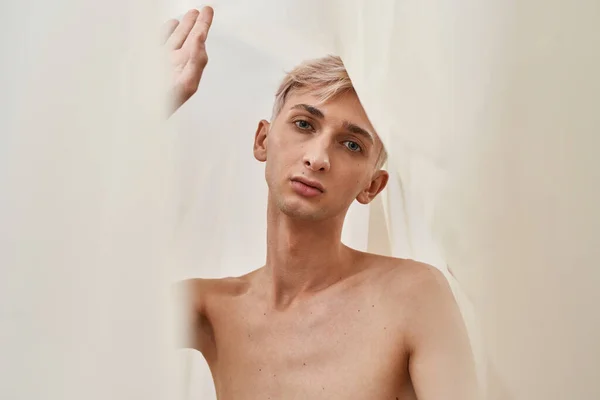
(253, 119, 270, 162)
(356, 169, 389, 205)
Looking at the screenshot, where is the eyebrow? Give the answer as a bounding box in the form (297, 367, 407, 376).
(291, 103, 375, 144)
(342, 121, 374, 144)
(292, 103, 324, 119)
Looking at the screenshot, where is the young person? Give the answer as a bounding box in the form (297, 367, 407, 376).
(168, 7, 478, 399)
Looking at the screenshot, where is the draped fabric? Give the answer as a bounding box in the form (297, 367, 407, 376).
(2, 0, 598, 399)
(1, 1, 178, 399)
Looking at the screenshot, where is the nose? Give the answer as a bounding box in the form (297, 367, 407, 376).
(303, 140, 331, 172)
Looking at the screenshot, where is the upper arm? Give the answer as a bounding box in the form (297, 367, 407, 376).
(172, 278, 213, 355)
(405, 266, 479, 400)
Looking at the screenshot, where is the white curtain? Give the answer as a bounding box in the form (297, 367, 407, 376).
(0, 0, 180, 399)
(2, 0, 598, 399)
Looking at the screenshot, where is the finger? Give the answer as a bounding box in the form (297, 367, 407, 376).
(162, 19, 179, 44)
(189, 6, 214, 43)
(183, 6, 214, 61)
(188, 40, 209, 71)
(166, 9, 199, 50)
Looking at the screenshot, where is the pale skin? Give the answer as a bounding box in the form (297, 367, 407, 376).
(169, 7, 478, 400)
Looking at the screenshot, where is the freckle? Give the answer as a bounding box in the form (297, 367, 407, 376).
(372, 304, 375, 307)
(273, 374, 276, 377)
(384, 327, 387, 330)
(264, 313, 266, 316)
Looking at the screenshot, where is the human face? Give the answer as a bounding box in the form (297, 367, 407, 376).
(253, 89, 388, 221)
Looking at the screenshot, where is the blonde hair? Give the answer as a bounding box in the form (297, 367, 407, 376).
(272, 55, 387, 169)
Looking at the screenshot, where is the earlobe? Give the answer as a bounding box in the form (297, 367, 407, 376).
(356, 170, 389, 205)
(356, 192, 369, 205)
(253, 119, 270, 162)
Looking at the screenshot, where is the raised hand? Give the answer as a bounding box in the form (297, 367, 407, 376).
(164, 7, 214, 115)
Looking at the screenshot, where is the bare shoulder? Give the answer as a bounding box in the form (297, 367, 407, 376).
(175, 275, 251, 294)
(360, 252, 450, 295)
(174, 272, 255, 311)
(172, 272, 257, 352)
(361, 253, 478, 398)
(358, 252, 457, 319)
(392, 258, 452, 299)
(365, 252, 466, 337)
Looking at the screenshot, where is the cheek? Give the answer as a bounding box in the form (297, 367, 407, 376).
(264, 140, 295, 182)
(269, 135, 303, 166)
(333, 167, 370, 194)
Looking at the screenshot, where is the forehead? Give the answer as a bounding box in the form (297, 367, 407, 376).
(282, 89, 377, 134)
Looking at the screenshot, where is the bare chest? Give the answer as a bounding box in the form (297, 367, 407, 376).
(204, 287, 415, 400)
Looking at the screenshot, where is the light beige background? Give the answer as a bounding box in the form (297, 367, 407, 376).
(1, 0, 598, 399)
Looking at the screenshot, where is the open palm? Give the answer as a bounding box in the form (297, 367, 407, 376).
(164, 7, 214, 115)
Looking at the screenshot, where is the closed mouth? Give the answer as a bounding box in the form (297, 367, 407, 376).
(291, 177, 325, 192)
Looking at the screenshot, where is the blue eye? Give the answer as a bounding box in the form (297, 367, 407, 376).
(295, 120, 313, 130)
(344, 141, 362, 152)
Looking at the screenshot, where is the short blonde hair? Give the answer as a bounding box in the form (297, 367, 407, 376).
(272, 55, 387, 169)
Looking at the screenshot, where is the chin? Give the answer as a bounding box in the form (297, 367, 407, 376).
(277, 198, 329, 221)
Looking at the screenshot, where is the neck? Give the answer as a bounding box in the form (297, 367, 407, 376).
(263, 196, 353, 308)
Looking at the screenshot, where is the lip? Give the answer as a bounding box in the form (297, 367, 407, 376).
(290, 176, 325, 192)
